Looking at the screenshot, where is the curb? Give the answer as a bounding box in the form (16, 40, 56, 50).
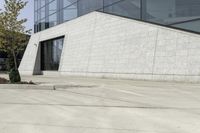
(0, 83, 97, 90)
(0, 84, 54, 90)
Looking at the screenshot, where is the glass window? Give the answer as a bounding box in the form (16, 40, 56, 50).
(34, 0, 200, 34)
(142, 0, 176, 24)
(104, 0, 121, 7)
(40, 0, 46, 8)
(34, 0, 38, 11)
(78, 0, 103, 16)
(34, 24, 38, 33)
(62, 0, 77, 8)
(41, 37, 64, 71)
(62, 3, 78, 22)
(171, 19, 200, 33)
(39, 7, 46, 20)
(176, 0, 200, 18)
(48, 13, 57, 27)
(49, 0, 57, 15)
(104, 0, 141, 19)
(39, 19, 46, 31)
(34, 11, 38, 23)
(47, 0, 55, 3)
(143, 0, 200, 25)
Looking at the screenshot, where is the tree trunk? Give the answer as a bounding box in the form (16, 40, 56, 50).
(12, 49, 18, 70)
(9, 49, 21, 83)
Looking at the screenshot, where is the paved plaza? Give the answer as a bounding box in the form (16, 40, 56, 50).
(0, 75, 200, 133)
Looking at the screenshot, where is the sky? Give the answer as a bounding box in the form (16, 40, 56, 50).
(0, 0, 34, 34)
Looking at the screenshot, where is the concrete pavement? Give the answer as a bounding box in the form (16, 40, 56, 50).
(0, 75, 200, 132)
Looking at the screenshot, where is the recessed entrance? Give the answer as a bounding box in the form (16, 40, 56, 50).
(41, 37, 64, 71)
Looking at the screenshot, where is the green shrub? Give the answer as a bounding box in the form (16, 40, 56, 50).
(9, 68, 21, 83)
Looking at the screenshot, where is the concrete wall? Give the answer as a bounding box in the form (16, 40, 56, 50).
(19, 12, 200, 82)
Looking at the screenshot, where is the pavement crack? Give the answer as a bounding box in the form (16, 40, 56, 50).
(0, 121, 164, 132)
(0, 102, 199, 110)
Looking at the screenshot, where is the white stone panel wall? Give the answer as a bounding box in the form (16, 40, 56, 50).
(19, 33, 41, 75)
(19, 12, 200, 82)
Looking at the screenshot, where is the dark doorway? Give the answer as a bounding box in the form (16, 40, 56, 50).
(41, 37, 64, 71)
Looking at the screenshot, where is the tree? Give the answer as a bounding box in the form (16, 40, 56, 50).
(0, 0, 30, 83)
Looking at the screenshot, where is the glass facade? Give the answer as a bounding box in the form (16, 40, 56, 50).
(34, 0, 200, 33)
(41, 37, 64, 71)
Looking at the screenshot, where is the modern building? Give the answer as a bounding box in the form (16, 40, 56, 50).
(19, 0, 200, 82)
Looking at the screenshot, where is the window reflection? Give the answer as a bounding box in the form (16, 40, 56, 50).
(104, 0, 141, 19)
(171, 20, 200, 33)
(63, 4, 78, 22)
(34, 0, 200, 33)
(48, 13, 57, 27)
(63, 0, 77, 8)
(41, 37, 64, 71)
(39, 19, 45, 31)
(143, 0, 200, 24)
(77, 0, 103, 16)
(49, 0, 57, 15)
(104, 0, 122, 7)
(39, 7, 45, 20)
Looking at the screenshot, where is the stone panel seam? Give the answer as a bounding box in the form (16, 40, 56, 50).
(152, 29, 159, 75)
(86, 13, 98, 72)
